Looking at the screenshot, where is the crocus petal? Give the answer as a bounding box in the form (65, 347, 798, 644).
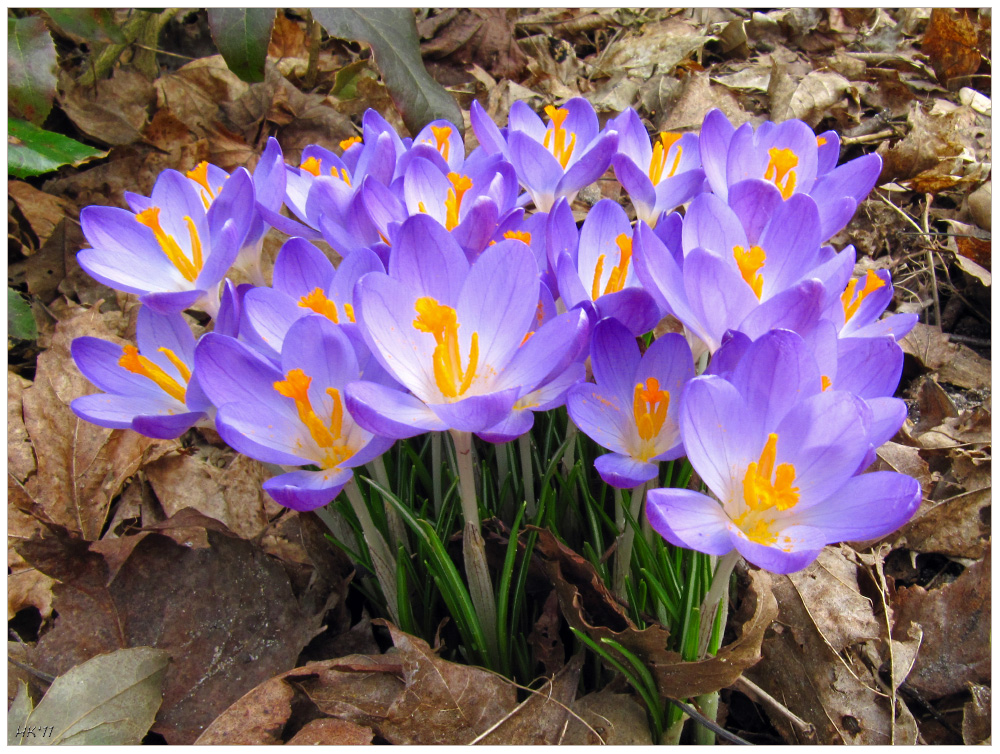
(194, 333, 290, 413)
(728, 524, 825, 574)
(242, 288, 307, 360)
(594, 288, 662, 337)
(71, 337, 164, 398)
(71, 393, 183, 431)
(272, 237, 335, 299)
(651, 169, 705, 217)
(683, 249, 758, 351)
(497, 309, 589, 393)
(206, 167, 254, 247)
(727, 179, 783, 244)
(866, 396, 907, 449)
(508, 100, 546, 141)
(566, 384, 630, 456)
(595, 452, 659, 489)
(215, 401, 312, 465)
(613, 155, 656, 220)
(476, 407, 535, 444)
(263, 467, 354, 511)
(345, 380, 447, 439)
(590, 318, 642, 405)
(194, 219, 242, 290)
(811, 153, 882, 206)
(835, 337, 902, 398)
(430, 388, 521, 433)
(140, 290, 206, 315)
(132, 411, 205, 439)
(390, 213, 470, 303)
(470, 100, 508, 156)
(509, 131, 562, 201)
(611, 107, 652, 166)
(554, 131, 618, 198)
(136, 307, 197, 372)
(77, 246, 184, 296)
(682, 192, 746, 257)
(680, 376, 757, 504)
(646, 488, 734, 556)
(699, 109, 736, 198)
(280, 316, 360, 397)
(775, 391, 870, 506)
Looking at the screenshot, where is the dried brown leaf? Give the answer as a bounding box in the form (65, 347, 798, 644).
(8, 504, 55, 622)
(421, 9, 529, 81)
(154, 56, 249, 139)
(875, 442, 932, 499)
(268, 11, 308, 60)
(527, 589, 565, 676)
(477, 653, 583, 744)
(601, 18, 713, 80)
(194, 673, 294, 744)
(876, 103, 978, 184)
(772, 70, 852, 126)
(890, 488, 990, 560)
(19, 513, 327, 743)
(21, 306, 176, 539)
(747, 555, 914, 744)
(532, 528, 777, 699)
(899, 323, 992, 391)
(7, 180, 71, 252)
(58, 69, 154, 147)
(286, 718, 374, 745)
(922, 9, 983, 85)
(892, 547, 991, 698)
(8, 371, 36, 484)
(562, 688, 653, 745)
(962, 684, 991, 745)
(787, 547, 882, 654)
(652, 72, 747, 133)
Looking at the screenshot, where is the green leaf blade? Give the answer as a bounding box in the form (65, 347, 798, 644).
(8, 287, 38, 342)
(8, 118, 106, 178)
(43, 9, 127, 44)
(312, 8, 462, 134)
(8, 16, 58, 124)
(207, 8, 275, 84)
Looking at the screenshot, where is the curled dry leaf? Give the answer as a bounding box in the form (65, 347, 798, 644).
(746, 548, 918, 744)
(889, 488, 990, 559)
(771, 69, 852, 126)
(921, 9, 984, 86)
(7, 180, 71, 252)
(900, 323, 992, 392)
(58, 69, 154, 147)
(962, 684, 991, 745)
(531, 528, 777, 699)
(875, 442, 933, 499)
(286, 718, 374, 745)
(562, 687, 654, 745)
(17, 511, 329, 743)
(601, 17, 714, 80)
(420, 9, 529, 81)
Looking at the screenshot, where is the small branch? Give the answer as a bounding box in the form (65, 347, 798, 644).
(666, 696, 752, 745)
(922, 194, 942, 328)
(731, 675, 817, 742)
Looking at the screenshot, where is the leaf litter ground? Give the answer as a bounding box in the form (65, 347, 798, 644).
(7, 7, 991, 745)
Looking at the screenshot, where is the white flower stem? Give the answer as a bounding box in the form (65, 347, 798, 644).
(342, 478, 400, 625)
(368, 455, 408, 555)
(613, 481, 645, 598)
(450, 429, 499, 663)
(693, 549, 740, 745)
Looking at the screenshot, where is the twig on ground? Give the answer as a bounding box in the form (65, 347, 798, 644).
(731, 676, 817, 743)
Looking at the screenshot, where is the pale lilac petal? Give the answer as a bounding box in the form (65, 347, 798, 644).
(273, 237, 335, 299)
(508, 100, 546, 141)
(683, 249, 758, 351)
(193, 220, 241, 289)
(554, 131, 617, 197)
(132, 411, 205, 439)
(680, 376, 757, 504)
(470, 100, 508, 156)
(555, 251, 590, 310)
(866, 396, 907, 449)
(476, 407, 535, 444)
(497, 309, 589, 393)
(345, 380, 447, 439)
(280, 317, 360, 399)
(509, 130, 562, 198)
(699, 109, 736, 198)
(728, 524, 824, 574)
(206, 168, 254, 247)
(242, 288, 308, 360)
(71, 393, 182, 431)
(578, 199, 632, 293)
(561, 97, 599, 148)
(811, 153, 881, 206)
(72, 337, 163, 398)
(651, 169, 705, 217)
(590, 318, 642, 405)
(139, 290, 205, 315)
(682, 193, 746, 257)
(390, 213, 469, 303)
(611, 107, 652, 166)
(263, 467, 354, 511)
(566, 384, 630, 455)
(136, 307, 196, 371)
(594, 288, 662, 337)
(816, 130, 840, 174)
(727, 179, 783, 244)
(194, 333, 290, 415)
(430, 388, 521, 433)
(215, 401, 311, 465)
(738, 280, 824, 341)
(791, 471, 921, 544)
(594, 452, 658, 489)
(646, 488, 734, 556)
(612, 155, 656, 220)
(77, 246, 184, 295)
(835, 337, 902, 398)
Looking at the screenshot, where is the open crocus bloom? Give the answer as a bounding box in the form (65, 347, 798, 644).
(79, 168, 251, 315)
(610, 107, 706, 225)
(645, 330, 920, 573)
(194, 315, 394, 511)
(567, 318, 694, 488)
(699, 108, 882, 240)
(471, 98, 618, 211)
(71, 307, 211, 438)
(344, 214, 589, 439)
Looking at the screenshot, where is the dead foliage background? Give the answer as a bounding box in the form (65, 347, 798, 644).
(8, 8, 991, 744)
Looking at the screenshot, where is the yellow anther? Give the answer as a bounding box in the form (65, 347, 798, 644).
(741, 433, 799, 514)
(590, 254, 605, 301)
(158, 347, 192, 383)
(733, 245, 766, 299)
(821, 375, 832, 391)
(503, 230, 532, 244)
(135, 207, 201, 282)
(543, 105, 577, 169)
(331, 166, 351, 186)
(119, 345, 187, 403)
(340, 136, 362, 151)
(273, 368, 345, 465)
(298, 288, 354, 324)
(592, 234, 634, 301)
(632, 378, 670, 456)
(429, 125, 452, 162)
(444, 173, 473, 230)
(648, 132, 683, 184)
(185, 161, 224, 209)
(300, 156, 322, 177)
(764, 147, 798, 200)
(817, 136, 827, 147)
(840, 270, 886, 322)
(413, 297, 479, 398)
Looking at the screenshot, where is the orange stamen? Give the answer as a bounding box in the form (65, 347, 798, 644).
(135, 207, 202, 282)
(444, 173, 473, 230)
(119, 345, 187, 403)
(632, 378, 670, 456)
(504, 230, 532, 244)
(840, 270, 886, 322)
(273, 369, 355, 468)
(298, 288, 354, 324)
(648, 132, 683, 184)
(300, 156, 322, 177)
(543, 105, 577, 169)
(429, 125, 452, 162)
(733, 245, 766, 299)
(340, 136, 362, 151)
(413, 297, 479, 398)
(763, 147, 798, 200)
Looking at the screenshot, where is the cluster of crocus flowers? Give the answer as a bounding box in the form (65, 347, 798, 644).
(71, 100, 921, 574)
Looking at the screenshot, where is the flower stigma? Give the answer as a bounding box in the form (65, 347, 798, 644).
(735, 433, 799, 545)
(733, 245, 766, 298)
(633, 377, 670, 461)
(648, 132, 683, 184)
(543, 106, 577, 169)
(841, 270, 886, 322)
(412, 297, 479, 399)
(591, 233, 634, 300)
(764, 147, 798, 200)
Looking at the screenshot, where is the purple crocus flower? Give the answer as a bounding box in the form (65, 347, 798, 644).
(344, 214, 589, 439)
(194, 315, 394, 511)
(645, 330, 921, 574)
(567, 318, 694, 488)
(471, 98, 618, 211)
(79, 167, 252, 316)
(240, 237, 384, 362)
(554, 198, 662, 336)
(699, 108, 882, 240)
(609, 107, 705, 225)
(71, 307, 211, 438)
